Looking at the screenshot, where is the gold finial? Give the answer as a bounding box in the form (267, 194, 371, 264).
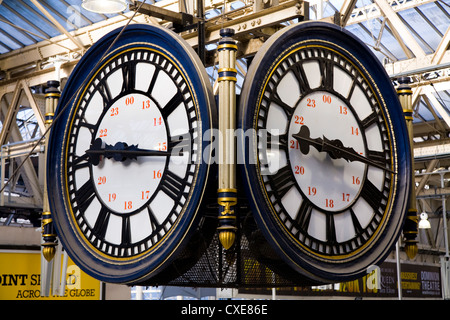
(42, 245, 56, 262)
(219, 230, 236, 250)
(405, 242, 418, 260)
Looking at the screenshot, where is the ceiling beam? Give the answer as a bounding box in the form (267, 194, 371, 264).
(424, 88, 450, 128)
(339, 0, 358, 27)
(347, 0, 436, 25)
(29, 0, 84, 51)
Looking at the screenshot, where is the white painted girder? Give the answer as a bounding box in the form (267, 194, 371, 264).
(346, 0, 437, 26)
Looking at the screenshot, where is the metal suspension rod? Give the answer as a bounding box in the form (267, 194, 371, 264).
(217, 28, 238, 250)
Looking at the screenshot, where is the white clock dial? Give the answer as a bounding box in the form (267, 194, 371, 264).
(91, 93, 167, 215)
(287, 91, 365, 213)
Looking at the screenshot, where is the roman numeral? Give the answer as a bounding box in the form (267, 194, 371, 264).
(147, 68, 160, 95)
(68, 154, 90, 172)
(361, 111, 378, 129)
(350, 208, 364, 235)
(121, 56, 137, 92)
(267, 132, 288, 150)
(72, 180, 96, 214)
(319, 58, 334, 90)
(159, 170, 188, 201)
(268, 165, 296, 199)
(291, 63, 310, 94)
(121, 216, 132, 246)
(161, 91, 184, 118)
(92, 207, 111, 240)
(271, 92, 295, 118)
(295, 199, 313, 232)
(97, 80, 112, 107)
(326, 213, 337, 245)
(79, 120, 96, 132)
(367, 150, 388, 168)
(147, 207, 160, 233)
(360, 179, 387, 212)
(169, 132, 191, 156)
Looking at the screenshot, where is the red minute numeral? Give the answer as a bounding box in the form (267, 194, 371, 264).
(153, 117, 162, 126)
(294, 165, 305, 175)
(153, 170, 162, 179)
(142, 99, 151, 109)
(157, 142, 167, 151)
(308, 187, 317, 196)
(110, 107, 119, 116)
(342, 193, 350, 202)
(339, 106, 348, 115)
(97, 176, 106, 185)
(325, 199, 334, 208)
(125, 97, 134, 105)
(322, 95, 332, 104)
(294, 115, 304, 125)
(124, 201, 132, 210)
(108, 193, 116, 202)
(141, 191, 150, 200)
(352, 176, 361, 185)
(351, 127, 359, 136)
(307, 98, 316, 108)
(290, 140, 300, 149)
(99, 128, 107, 137)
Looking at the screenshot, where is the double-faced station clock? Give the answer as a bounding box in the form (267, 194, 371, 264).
(239, 21, 411, 283)
(47, 24, 216, 284)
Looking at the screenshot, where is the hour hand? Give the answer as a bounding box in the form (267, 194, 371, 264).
(86, 138, 170, 166)
(292, 125, 324, 155)
(292, 125, 393, 173)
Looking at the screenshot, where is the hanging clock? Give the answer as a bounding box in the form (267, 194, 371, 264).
(239, 21, 411, 283)
(47, 24, 217, 284)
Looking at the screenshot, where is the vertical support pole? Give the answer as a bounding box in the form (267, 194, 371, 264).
(197, 0, 205, 65)
(396, 241, 403, 300)
(397, 77, 418, 259)
(217, 28, 238, 250)
(41, 80, 60, 296)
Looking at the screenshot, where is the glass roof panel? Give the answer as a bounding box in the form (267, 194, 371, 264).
(415, 98, 437, 122)
(6, 0, 60, 38)
(418, 2, 449, 35)
(0, 19, 33, 51)
(397, 7, 438, 54)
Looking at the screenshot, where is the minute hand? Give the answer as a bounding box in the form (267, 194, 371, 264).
(292, 125, 394, 173)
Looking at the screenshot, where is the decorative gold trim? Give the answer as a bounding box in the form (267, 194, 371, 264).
(45, 93, 61, 98)
(218, 188, 238, 193)
(217, 44, 238, 51)
(217, 68, 237, 73)
(218, 76, 237, 82)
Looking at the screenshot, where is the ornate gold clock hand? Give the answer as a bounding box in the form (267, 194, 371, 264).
(292, 125, 394, 173)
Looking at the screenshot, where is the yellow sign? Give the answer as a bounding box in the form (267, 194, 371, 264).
(0, 250, 101, 300)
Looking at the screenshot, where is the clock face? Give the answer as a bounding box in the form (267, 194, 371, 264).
(47, 25, 216, 284)
(239, 22, 410, 282)
(67, 48, 197, 257)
